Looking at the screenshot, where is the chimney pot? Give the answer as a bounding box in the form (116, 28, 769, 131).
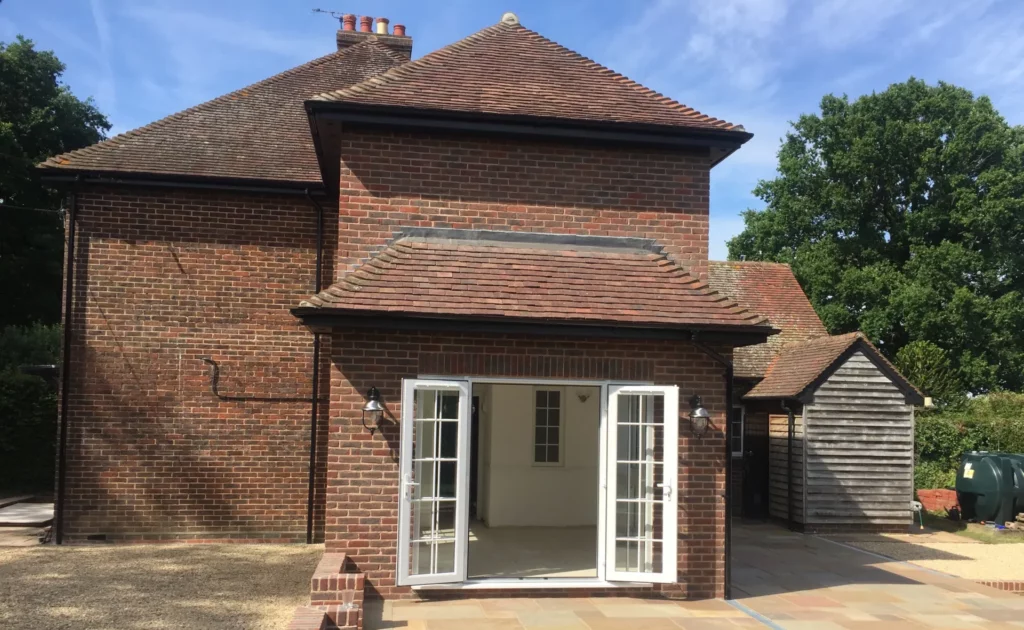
(375, 17, 389, 35)
(393, 24, 407, 37)
(342, 14, 356, 31)
(359, 16, 373, 32)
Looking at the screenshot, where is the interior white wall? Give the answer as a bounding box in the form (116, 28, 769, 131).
(480, 384, 600, 527)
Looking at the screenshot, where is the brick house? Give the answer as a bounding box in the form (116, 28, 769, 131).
(40, 12, 919, 624)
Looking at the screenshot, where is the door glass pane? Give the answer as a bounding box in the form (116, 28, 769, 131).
(407, 387, 462, 578)
(613, 392, 668, 577)
(615, 540, 663, 574)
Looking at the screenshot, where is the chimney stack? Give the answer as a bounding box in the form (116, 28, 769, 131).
(336, 15, 413, 61)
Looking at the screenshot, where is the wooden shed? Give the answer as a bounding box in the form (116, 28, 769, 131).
(742, 333, 924, 532)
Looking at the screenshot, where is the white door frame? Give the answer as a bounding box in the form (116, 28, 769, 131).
(604, 384, 679, 583)
(396, 379, 471, 587)
(398, 376, 678, 588)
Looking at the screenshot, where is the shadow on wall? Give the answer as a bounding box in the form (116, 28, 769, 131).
(0, 544, 321, 628)
(62, 188, 337, 541)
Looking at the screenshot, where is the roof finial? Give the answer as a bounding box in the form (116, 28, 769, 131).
(501, 12, 520, 25)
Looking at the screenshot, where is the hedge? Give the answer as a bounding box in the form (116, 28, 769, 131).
(0, 324, 59, 493)
(915, 392, 1024, 489)
(0, 369, 57, 491)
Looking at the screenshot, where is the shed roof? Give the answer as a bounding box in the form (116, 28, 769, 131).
(744, 332, 923, 404)
(295, 229, 770, 333)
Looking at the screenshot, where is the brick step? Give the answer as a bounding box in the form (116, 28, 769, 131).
(297, 552, 365, 629)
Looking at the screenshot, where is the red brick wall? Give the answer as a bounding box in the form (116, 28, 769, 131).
(326, 329, 729, 599)
(334, 129, 712, 282)
(62, 186, 332, 541)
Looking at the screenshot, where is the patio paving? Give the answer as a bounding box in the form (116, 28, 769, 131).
(365, 523, 1024, 629)
(732, 521, 1024, 629)
(365, 597, 765, 629)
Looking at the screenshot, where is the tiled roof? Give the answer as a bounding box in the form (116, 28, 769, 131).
(708, 261, 827, 378)
(312, 21, 744, 133)
(743, 332, 922, 403)
(744, 333, 864, 399)
(298, 230, 769, 330)
(40, 39, 405, 183)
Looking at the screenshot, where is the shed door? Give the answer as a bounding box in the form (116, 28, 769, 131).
(605, 385, 679, 583)
(397, 379, 471, 586)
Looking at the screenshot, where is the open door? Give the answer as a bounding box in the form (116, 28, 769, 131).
(397, 379, 471, 586)
(605, 385, 679, 583)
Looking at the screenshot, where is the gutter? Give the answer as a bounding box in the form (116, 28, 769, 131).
(689, 337, 734, 601)
(55, 186, 79, 545)
(39, 171, 327, 197)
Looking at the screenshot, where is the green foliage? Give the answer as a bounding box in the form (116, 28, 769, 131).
(914, 460, 956, 491)
(729, 78, 1024, 393)
(0, 323, 60, 492)
(0, 36, 109, 326)
(896, 340, 965, 407)
(914, 392, 1024, 489)
(0, 323, 60, 368)
(0, 368, 56, 491)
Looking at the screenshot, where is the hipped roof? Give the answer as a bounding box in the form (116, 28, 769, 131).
(295, 229, 771, 333)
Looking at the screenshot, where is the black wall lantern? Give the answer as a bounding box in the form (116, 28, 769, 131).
(689, 394, 711, 437)
(362, 386, 384, 434)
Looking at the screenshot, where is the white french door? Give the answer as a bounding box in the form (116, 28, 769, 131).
(604, 385, 679, 583)
(397, 379, 471, 586)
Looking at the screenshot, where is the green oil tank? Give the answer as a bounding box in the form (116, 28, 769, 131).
(955, 452, 1024, 523)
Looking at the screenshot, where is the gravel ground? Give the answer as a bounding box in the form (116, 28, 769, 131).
(841, 535, 1024, 580)
(0, 543, 322, 629)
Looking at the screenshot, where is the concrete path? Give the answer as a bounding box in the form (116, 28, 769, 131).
(732, 521, 1024, 629)
(0, 501, 52, 526)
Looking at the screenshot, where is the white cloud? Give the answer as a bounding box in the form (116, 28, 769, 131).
(951, 10, 1024, 105)
(88, 0, 117, 117)
(120, 3, 329, 105)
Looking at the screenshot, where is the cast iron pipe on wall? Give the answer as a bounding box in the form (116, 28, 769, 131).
(55, 188, 78, 545)
(690, 337, 734, 601)
(781, 400, 796, 531)
(305, 189, 325, 545)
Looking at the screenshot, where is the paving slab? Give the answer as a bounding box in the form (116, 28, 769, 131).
(0, 502, 53, 526)
(732, 521, 1024, 628)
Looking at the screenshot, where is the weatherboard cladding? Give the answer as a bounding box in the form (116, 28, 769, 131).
(299, 231, 769, 329)
(803, 350, 915, 527)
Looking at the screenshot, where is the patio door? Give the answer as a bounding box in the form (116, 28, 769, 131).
(605, 385, 679, 583)
(397, 379, 471, 586)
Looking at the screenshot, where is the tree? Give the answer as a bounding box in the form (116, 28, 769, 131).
(730, 78, 1024, 393)
(0, 36, 109, 326)
(896, 340, 964, 407)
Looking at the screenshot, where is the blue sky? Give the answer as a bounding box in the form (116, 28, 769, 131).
(3, 0, 1023, 259)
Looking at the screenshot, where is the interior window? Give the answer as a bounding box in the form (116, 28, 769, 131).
(731, 406, 744, 456)
(533, 389, 562, 464)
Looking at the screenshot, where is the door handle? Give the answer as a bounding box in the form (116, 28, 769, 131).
(403, 474, 419, 500)
(655, 483, 672, 499)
